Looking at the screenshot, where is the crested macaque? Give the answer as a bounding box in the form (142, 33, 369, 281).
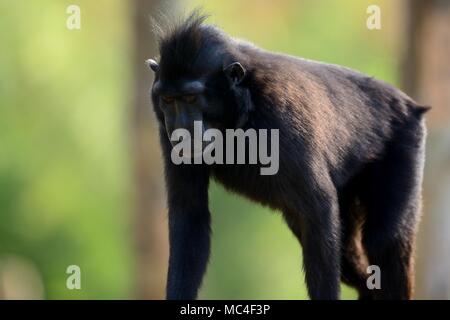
(147, 13, 428, 300)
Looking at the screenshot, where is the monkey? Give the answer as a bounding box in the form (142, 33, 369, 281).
(146, 12, 429, 300)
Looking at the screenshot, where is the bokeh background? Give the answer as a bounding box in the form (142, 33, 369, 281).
(0, 0, 449, 299)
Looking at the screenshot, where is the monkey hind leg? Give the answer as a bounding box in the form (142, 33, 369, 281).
(359, 120, 426, 300)
(341, 243, 372, 300)
(339, 192, 373, 300)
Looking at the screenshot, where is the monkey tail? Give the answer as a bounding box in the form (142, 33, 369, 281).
(411, 103, 431, 118)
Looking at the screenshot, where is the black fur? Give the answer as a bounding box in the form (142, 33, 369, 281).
(149, 12, 428, 300)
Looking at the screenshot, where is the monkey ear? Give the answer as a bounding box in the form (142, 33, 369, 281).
(224, 62, 246, 85)
(145, 59, 159, 72)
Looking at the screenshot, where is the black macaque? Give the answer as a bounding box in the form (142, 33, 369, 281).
(147, 13, 429, 300)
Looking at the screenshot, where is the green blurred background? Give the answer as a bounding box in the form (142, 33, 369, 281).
(1, 0, 449, 299)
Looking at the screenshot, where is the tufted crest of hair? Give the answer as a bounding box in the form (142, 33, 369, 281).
(154, 11, 230, 78)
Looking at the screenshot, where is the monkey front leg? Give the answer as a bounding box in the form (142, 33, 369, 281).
(166, 204, 211, 300)
(163, 158, 211, 300)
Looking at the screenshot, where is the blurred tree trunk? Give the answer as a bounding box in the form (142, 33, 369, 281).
(402, 0, 450, 299)
(130, 0, 171, 299)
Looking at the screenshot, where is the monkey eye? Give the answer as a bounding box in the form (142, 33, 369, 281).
(161, 96, 175, 104)
(182, 94, 197, 104)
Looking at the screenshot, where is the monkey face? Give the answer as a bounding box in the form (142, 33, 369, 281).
(152, 77, 206, 145)
(147, 58, 246, 155)
(150, 76, 221, 153)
